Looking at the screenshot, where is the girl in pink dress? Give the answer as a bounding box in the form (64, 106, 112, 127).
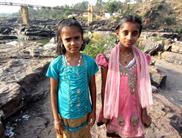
(96, 15, 153, 138)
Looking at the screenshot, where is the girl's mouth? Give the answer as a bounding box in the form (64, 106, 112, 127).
(126, 43, 133, 46)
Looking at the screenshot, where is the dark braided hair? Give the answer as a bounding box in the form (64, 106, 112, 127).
(56, 18, 85, 55)
(115, 15, 143, 37)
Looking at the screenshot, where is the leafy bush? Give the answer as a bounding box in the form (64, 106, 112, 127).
(152, 36, 165, 42)
(83, 32, 117, 58)
(164, 17, 176, 25)
(175, 27, 182, 34)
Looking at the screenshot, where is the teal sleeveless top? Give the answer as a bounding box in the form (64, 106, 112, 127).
(46, 54, 98, 119)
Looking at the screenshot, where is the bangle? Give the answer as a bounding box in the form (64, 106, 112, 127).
(54, 120, 61, 125)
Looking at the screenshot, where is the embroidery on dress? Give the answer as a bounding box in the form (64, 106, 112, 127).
(117, 116, 125, 126)
(120, 63, 137, 94)
(131, 115, 139, 127)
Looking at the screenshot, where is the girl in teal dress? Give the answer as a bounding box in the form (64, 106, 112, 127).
(46, 18, 98, 138)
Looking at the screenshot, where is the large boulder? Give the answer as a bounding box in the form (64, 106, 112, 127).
(161, 51, 182, 65)
(171, 41, 182, 54)
(0, 110, 5, 138)
(0, 82, 22, 118)
(0, 121, 4, 138)
(149, 66, 167, 88)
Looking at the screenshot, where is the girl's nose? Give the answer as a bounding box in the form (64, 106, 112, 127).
(70, 40, 76, 45)
(127, 33, 132, 40)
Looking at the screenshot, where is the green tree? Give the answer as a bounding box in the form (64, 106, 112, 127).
(104, 0, 122, 14)
(73, 1, 89, 11)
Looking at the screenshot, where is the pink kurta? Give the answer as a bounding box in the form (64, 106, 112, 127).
(106, 59, 144, 137)
(96, 44, 153, 138)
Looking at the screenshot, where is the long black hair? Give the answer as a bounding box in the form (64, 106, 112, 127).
(115, 15, 143, 36)
(56, 18, 85, 55)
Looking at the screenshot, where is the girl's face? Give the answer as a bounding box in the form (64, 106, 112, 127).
(60, 26, 83, 55)
(116, 22, 140, 48)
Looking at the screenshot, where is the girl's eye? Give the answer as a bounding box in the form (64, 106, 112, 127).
(132, 31, 139, 36)
(122, 31, 128, 36)
(65, 38, 71, 42)
(74, 36, 80, 40)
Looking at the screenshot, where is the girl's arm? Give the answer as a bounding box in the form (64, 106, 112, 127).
(50, 78, 59, 121)
(101, 66, 108, 107)
(95, 54, 109, 125)
(50, 78, 63, 134)
(89, 75, 96, 113)
(97, 66, 108, 126)
(88, 75, 97, 127)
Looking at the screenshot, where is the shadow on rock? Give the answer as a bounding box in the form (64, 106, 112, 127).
(170, 115, 182, 137)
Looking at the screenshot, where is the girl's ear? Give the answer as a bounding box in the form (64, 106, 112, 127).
(82, 35, 85, 44)
(81, 37, 84, 45)
(115, 30, 120, 38)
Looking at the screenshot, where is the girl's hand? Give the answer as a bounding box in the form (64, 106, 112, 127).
(97, 109, 109, 126)
(54, 120, 63, 135)
(141, 109, 152, 127)
(102, 118, 109, 124)
(88, 111, 96, 127)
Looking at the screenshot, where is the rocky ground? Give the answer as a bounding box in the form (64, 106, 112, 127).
(1, 1, 182, 136)
(6, 68, 182, 138)
(0, 37, 182, 138)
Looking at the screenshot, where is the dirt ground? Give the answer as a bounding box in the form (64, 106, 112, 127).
(5, 59, 182, 138)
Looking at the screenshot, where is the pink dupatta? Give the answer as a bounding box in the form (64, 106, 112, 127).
(102, 43, 153, 119)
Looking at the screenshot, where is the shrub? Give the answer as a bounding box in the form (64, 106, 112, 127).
(83, 32, 117, 58)
(175, 27, 182, 34)
(164, 17, 176, 25)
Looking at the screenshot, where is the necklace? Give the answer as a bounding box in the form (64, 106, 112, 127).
(65, 55, 82, 66)
(120, 52, 133, 65)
